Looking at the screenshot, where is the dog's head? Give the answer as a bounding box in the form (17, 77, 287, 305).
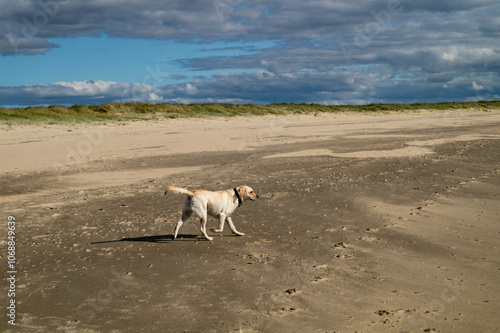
(237, 185, 259, 201)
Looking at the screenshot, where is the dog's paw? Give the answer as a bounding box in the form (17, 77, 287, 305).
(206, 237, 214, 241)
(234, 232, 245, 236)
(210, 228, 222, 233)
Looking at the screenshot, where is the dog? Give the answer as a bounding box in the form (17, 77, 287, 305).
(164, 185, 259, 241)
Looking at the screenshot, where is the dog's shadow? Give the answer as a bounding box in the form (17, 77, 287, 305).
(91, 234, 204, 245)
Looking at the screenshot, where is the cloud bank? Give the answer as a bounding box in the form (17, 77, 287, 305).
(1, 0, 499, 106)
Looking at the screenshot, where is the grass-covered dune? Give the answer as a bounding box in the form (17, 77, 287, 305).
(1, 101, 499, 125)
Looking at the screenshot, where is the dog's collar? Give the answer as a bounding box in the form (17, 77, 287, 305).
(233, 188, 243, 207)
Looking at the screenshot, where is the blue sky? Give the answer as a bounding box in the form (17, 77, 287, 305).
(1, 0, 499, 106)
(1, 37, 273, 86)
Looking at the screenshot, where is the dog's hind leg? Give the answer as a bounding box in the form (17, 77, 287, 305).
(172, 211, 191, 240)
(226, 216, 244, 236)
(199, 215, 213, 241)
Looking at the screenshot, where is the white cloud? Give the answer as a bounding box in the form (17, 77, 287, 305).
(185, 83, 198, 95)
(0, 80, 162, 106)
(472, 82, 485, 90)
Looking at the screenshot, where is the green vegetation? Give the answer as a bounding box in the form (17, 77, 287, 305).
(1, 101, 499, 125)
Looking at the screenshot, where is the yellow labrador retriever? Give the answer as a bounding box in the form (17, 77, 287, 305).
(164, 185, 259, 241)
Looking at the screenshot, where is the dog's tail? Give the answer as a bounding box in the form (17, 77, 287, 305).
(164, 186, 194, 197)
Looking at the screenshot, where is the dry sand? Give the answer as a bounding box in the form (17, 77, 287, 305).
(1, 109, 500, 332)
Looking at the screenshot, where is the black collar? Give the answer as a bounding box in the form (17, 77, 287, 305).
(233, 188, 243, 207)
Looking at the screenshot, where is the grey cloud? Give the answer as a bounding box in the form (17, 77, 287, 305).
(406, 0, 496, 12)
(3, 0, 496, 55)
(1, 0, 254, 48)
(157, 67, 498, 105)
(0, 34, 58, 55)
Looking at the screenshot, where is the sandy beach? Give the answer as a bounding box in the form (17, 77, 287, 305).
(1, 109, 500, 332)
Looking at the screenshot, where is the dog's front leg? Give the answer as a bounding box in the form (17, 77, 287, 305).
(210, 214, 226, 233)
(226, 216, 244, 236)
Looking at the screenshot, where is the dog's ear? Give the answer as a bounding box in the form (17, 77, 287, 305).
(237, 185, 245, 198)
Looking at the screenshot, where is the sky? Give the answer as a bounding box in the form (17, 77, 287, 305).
(0, 0, 499, 107)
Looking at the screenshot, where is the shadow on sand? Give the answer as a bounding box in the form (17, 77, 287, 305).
(90, 234, 206, 245)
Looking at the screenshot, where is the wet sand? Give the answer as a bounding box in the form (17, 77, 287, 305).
(1, 110, 500, 332)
